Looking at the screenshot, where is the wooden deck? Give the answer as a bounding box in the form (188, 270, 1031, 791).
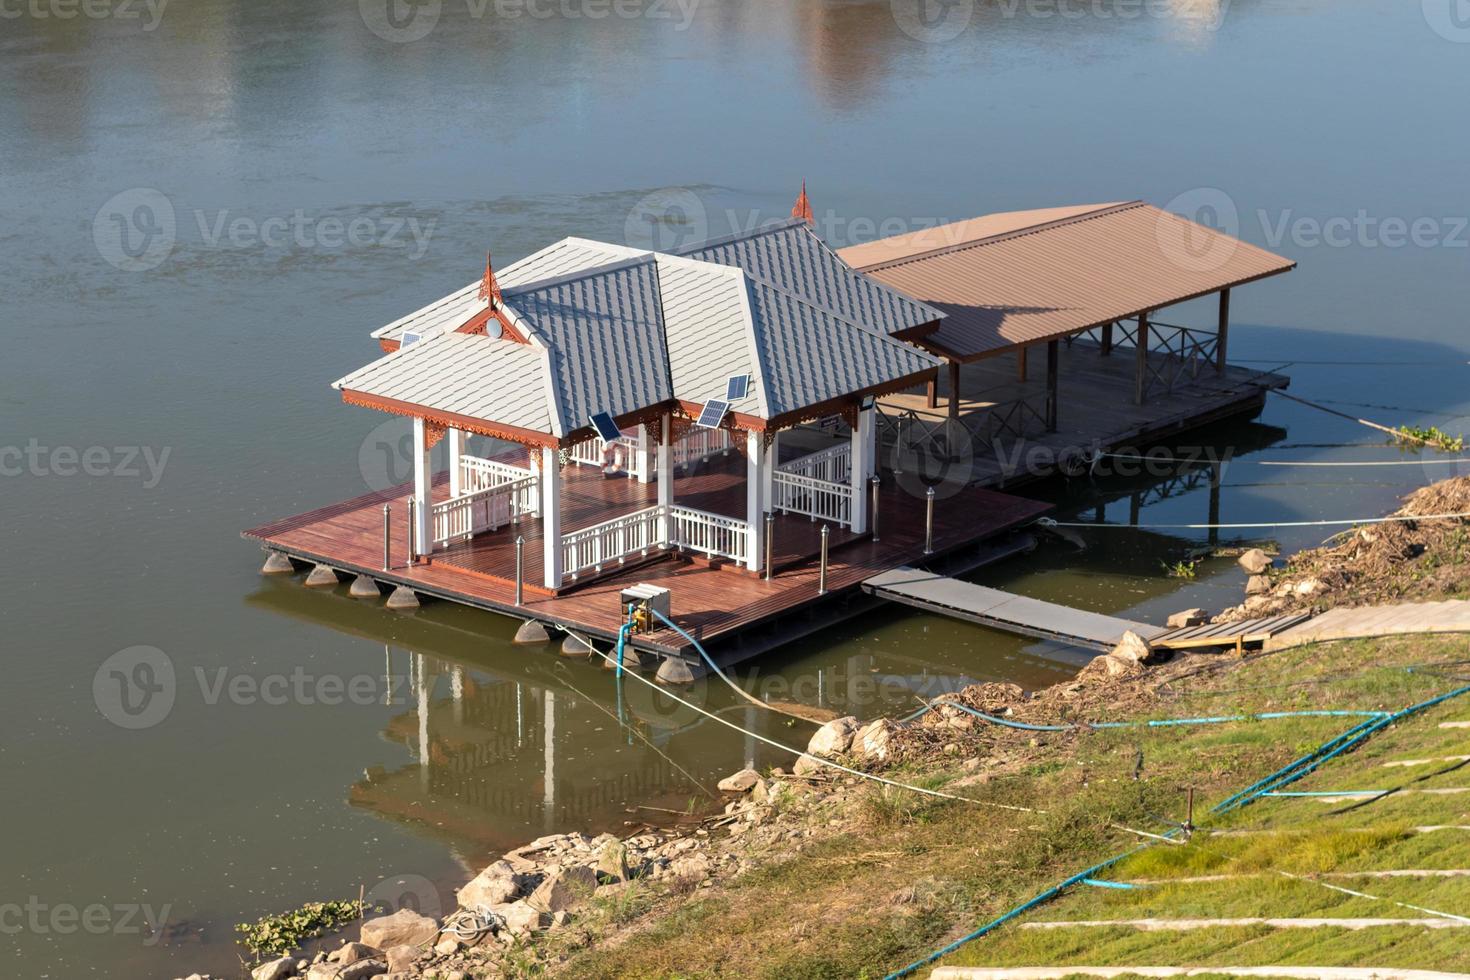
(243, 454, 1051, 659)
(879, 341, 1288, 489)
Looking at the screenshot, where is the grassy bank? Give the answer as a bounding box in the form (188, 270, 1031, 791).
(541, 634, 1470, 979)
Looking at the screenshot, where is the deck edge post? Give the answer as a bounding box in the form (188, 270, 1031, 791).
(1216, 287, 1231, 375)
(1046, 338, 1059, 433)
(1134, 312, 1151, 406)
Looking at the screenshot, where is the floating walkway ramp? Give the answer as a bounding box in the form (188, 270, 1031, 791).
(862, 567, 1165, 652)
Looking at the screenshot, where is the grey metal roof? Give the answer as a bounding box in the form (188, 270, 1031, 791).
(370, 239, 645, 342)
(742, 276, 939, 417)
(503, 256, 672, 435)
(334, 333, 556, 434)
(679, 219, 945, 337)
(655, 256, 768, 417)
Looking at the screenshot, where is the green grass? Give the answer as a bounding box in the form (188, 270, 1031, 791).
(542, 635, 1470, 980)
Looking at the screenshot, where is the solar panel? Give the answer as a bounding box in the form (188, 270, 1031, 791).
(589, 411, 623, 443)
(400, 331, 422, 347)
(725, 374, 750, 401)
(695, 399, 729, 429)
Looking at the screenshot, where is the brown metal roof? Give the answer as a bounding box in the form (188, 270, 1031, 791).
(839, 201, 1296, 361)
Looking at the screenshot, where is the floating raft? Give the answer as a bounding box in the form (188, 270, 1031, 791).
(862, 567, 1165, 652)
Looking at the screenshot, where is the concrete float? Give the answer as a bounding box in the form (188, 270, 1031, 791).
(349, 574, 382, 598)
(304, 564, 341, 588)
(385, 585, 420, 610)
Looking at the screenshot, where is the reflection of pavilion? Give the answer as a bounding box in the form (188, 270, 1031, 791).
(351, 652, 718, 856)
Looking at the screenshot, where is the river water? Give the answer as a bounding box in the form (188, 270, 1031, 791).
(4, 0, 1469, 975)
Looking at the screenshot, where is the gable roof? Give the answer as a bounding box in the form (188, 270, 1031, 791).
(343, 230, 945, 442)
(841, 201, 1296, 361)
(679, 219, 946, 337)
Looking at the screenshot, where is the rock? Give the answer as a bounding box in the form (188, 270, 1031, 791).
(854, 718, 896, 762)
(806, 716, 860, 758)
(559, 633, 593, 657)
(336, 962, 383, 980)
(594, 840, 631, 883)
(331, 943, 379, 965)
(962, 757, 981, 771)
(1103, 654, 1143, 678)
(717, 768, 761, 793)
(1238, 548, 1273, 574)
(305, 965, 339, 980)
(528, 865, 597, 913)
(349, 574, 381, 598)
(433, 936, 460, 956)
(670, 852, 712, 882)
(1166, 608, 1209, 628)
(457, 860, 521, 908)
(1110, 630, 1154, 665)
(359, 909, 439, 950)
(513, 619, 552, 644)
(500, 900, 547, 934)
(304, 564, 341, 588)
(384, 585, 420, 610)
(261, 551, 296, 575)
(384, 946, 418, 974)
(252, 959, 297, 980)
(551, 910, 572, 927)
(792, 753, 824, 776)
(1295, 577, 1323, 596)
(942, 742, 959, 755)
(1245, 574, 1271, 596)
(655, 656, 696, 685)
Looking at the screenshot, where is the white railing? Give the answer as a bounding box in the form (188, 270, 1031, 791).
(670, 427, 734, 469)
(773, 469, 853, 528)
(777, 442, 851, 484)
(459, 454, 540, 518)
(561, 505, 666, 579)
(559, 503, 750, 580)
(431, 477, 536, 548)
(667, 505, 749, 564)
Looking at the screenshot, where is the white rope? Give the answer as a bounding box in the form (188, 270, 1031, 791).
(1036, 512, 1470, 532)
(1274, 870, 1470, 925)
(1094, 451, 1470, 468)
(552, 624, 1040, 813)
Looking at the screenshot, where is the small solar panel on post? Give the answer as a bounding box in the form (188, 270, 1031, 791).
(725, 375, 749, 401)
(695, 399, 729, 429)
(589, 411, 623, 444)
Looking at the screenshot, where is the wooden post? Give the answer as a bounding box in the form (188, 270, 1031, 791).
(1101, 322, 1114, 356)
(1017, 346, 1028, 382)
(948, 360, 961, 418)
(1045, 339, 1059, 433)
(540, 446, 563, 589)
(1134, 312, 1151, 406)
(1216, 288, 1231, 375)
(926, 376, 938, 409)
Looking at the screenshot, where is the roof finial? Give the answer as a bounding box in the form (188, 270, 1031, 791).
(478, 250, 503, 308)
(791, 180, 814, 225)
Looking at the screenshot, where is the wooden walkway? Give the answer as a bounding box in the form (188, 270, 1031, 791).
(243, 458, 1051, 659)
(879, 341, 1288, 489)
(1266, 601, 1470, 651)
(862, 566, 1164, 652)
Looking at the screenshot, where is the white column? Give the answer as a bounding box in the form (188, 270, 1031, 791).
(636, 423, 655, 484)
(656, 414, 674, 546)
(543, 690, 556, 828)
(746, 429, 766, 572)
(763, 430, 778, 505)
(447, 427, 467, 497)
(411, 417, 433, 556)
(849, 408, 874, 534)
(540, 446, 563, 589)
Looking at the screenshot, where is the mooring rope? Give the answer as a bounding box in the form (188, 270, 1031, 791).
(1036, 512, 1470, 532)
(1094, 451, 1470, 468)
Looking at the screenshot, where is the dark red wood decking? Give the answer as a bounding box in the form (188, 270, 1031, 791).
(243, 454, 1050, 656)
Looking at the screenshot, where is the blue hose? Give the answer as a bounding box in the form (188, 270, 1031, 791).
(883, 682, 1470, 979)
(905, 697, 1388, 732)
